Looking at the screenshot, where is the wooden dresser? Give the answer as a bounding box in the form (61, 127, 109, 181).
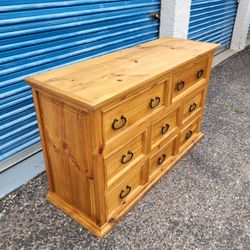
(25, 38, 219, 238)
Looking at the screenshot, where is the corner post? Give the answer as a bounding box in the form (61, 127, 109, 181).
(160, 0, 192, 39)
(230, 0, 250, 51)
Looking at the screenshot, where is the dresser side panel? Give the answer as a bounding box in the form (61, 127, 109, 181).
(37, 93, 95, 219)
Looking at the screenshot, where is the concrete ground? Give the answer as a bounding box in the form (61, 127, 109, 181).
(0, 46, 249, 249)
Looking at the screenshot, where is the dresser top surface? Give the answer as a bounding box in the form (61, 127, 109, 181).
(26, 37, 219, 110)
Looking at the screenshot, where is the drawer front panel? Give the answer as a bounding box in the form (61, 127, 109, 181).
(149, 136, 177, 179)
(182, 90, 204, 123)
(151, 107, 179, 148)
(105, 133, 145, 187)
(172, 56, 208, 101)
(180, 116, 201, 151)
(106, 162, 144, 219)
(103, 82, 165, 141)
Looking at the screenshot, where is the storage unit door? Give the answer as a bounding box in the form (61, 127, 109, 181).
(0, 0, 160, 169)
(188, 0, 238, 53)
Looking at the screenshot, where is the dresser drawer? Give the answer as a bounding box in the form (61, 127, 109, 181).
(149, 136, 177, 179)
(151, 107, 179, 148)
(104, 133, 145, 187)
(103, 82, 165, 141)
(106, 161, 144, 219)
(180, 116, 201, 151)
(172, 56, 208, 102)
(182, 89, 204, 123)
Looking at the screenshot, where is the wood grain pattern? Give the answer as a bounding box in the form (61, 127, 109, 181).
(151, 107, 179, 148)
(103, 81, 165, 141)
(149, 136, 177, 180)
(182, 88, 205, 123)
(104, 132, 145, 187)
(106, 161, 144, 220)
(172, 56, 209, 102)
(179, 116, 201, 152)
(38, 93, 94, 218)
(26, 38, 219, 110)
(25, 38, 218, 238)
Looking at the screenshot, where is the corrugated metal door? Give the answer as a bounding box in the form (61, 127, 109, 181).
(188, 0, 238, 53)
(0, 0, 160, 167)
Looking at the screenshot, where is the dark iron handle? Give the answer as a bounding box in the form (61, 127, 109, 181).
(149, 96, 161, 109)
(197, 69, 204, 79)
(157, 154, 166, 165)
(112, 115, 127, 130)
(161, 124, 170, 135)
(185, 130, 193, 140)
(176, 81, 185, 91)
(121, 150, 134, 164)
(119, 185, 132, 199)
(189, 103, 197, 112)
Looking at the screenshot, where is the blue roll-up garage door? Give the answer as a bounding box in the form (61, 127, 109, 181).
(188, 0, 238, 53)
(0, 0, 160, 167)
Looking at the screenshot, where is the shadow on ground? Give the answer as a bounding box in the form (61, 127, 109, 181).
(0, 46, 249, 249)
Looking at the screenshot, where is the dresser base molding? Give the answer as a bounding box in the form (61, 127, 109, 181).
(47, 132, 203, 238)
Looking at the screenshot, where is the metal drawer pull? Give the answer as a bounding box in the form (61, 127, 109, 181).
(185, 130, 193, 140)
(189, 103, 197, 112)
(119, 185, 132, 199)
(161, 123, 170, 134)
(112, 115, 127, 130)
(158, 154, 166, 165)
(149, 96, 161, 109)
(197, 69, 204, 79)
(176, 81, 185, 91)
(121, 150, 134, 164)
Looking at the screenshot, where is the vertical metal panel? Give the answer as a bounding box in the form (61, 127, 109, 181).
(0, 0, 160, 163)
(188, 0, 238, 53)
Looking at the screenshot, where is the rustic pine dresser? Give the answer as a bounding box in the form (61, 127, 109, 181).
(25, 38, 219, 237)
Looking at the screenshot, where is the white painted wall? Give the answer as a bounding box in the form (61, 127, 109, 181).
(230, 0, 250, 50)
(160, 0, 191, 39)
